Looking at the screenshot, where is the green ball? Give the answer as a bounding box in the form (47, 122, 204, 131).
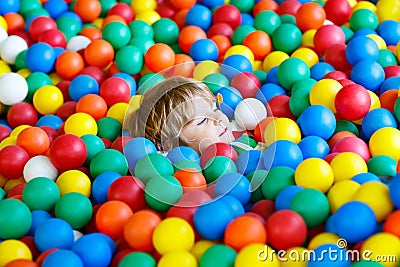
(170, 43, 183, 54)
(173, 159, 202, 173)
(137, 73, 165, 94)
(280, 14, 296, 25)
(56, 16, 82, 41)
(19, 0, 42, 17)
(135, 154, 174, 184)
(129, 20, 154, 39)
(97, 117, 122, 142)
(254, 10, 281, 35)
(291, 78, 316, 94)
(277, 58, 310, 90)
(261, 166, 295, 200)
(99, 0, 118, 17)
(119, 252, 156, 267)
(367, 155, 397, 179)
(203, 156, 237, 183)
(129, 36, 154, 55)
(152, 18, 179, 45)
(90, 149, 128, 178)
(349, 9, 379, 31)
(351, 260, 385, 267)
(14, 50, 27, 70)
(253, 70, 267, 85)
(247, 170, 269, 203)
(26, 72, 52, 101)
(0, 188, 5, 200)
(23, 7, 50, 21)
(289, 87, 311, 117)
(272, 23, 302, 54)
(0, 198, 32, 239)
(231, 25, 256, 45)
(230, 0, 254, 13)
(102, 21, 132, 50)
(81, 134, 105, 165)
(335, 120, 359, 136)
(55, 192, 93, 229)
(199, 244, 237, 267)
(115, 45, 144, 75)
(203, 73, 230, 94)
(145, 175, 183, 212)
(378, 49, 398, 68)
(22, 177, 60, 211)
(289, 188, 330, 228)
(340, 26, 354, 43)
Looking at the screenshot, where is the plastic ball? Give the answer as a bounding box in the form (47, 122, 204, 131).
(34, 218, 74, 252)
(99, 77, 130, 106)
(115, 45, 144, 75)
(189, 38, 218, 62)
(0, 145, 29, 179)
(235, 243, 279, 267)
(383, 210, 400, 238)
(71, 233, 113, 267)
(158, 251, 197, 267)
(22, 177, 60, 211)
(16, 126, 50, 157)
(23, 155, 58, 182)
(75, 94, 107, 121)
(54, 192, 92, 229)
(144, 43, 175, 73)
(236, 150, 263, 177)
(42, 249, 83, 267)
(242, 30, 272, 61)
(298, 135, 330, 159)
(276, 57, 310, 90)
(271, 23, 302, 54)
(177, 25, 206, 54)
(331, 136, 370, 162)
(346, 35, 379, 66)
(376, 20, 400, 46)
(327, 180, 361, 213)
(96, 200, 133, 239)
(234, 98, 267, 131)
(117, 252, 156, 267)
(295, 2, 326, 32)
(91, 171, 120, 204)
(0, 240, 32, 267)
(0, 35, 29, 66)
(55, 51, 85, 80)
(33, 85, 64, 115)
(83, 39, 114, 69)
(314, 24, 345, 55)
(134, 153, 174, 184)
(214, 172, 251, 205)
(308, 243, 351, 267)
(97, 117, 121, 141)
(0, 72, 28, 106)
(335, 84, 371, 121)
(73, 0, 101, 23)
(56, 170, 91, 196)
(64, 112, 97, 137)
(350, 59, 385, 92)
(221, 54, 253, 80)
(295, 158, 334, 193)
(123, 137, 157, 170)
(330, 151, 368, 182)
(90, 148, 128, 178)
(323, 0, 351, 25)
(214, 86, 242, 119)
(309, 78, 342, 112)
(212, 4, 241, 30)
(0, 198, 32, 239)
(107, 175, 145, 212)
(369, 127, 400, 161)
(199, 244, 237, 267)
(185, 4, 212, 31)
(350, 9, 378, 32)
(152, 18, 179, 45)
(361, 233, 400, 267)
(145, 175, 183, 211)
(262, 140, 303, 171)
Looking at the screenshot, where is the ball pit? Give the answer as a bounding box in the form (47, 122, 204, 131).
(0, 0, 399, 266)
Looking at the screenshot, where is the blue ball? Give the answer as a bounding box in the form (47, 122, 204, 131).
(124, 137, 157, 170)
(113, 73, 137, 96)
(72, 233, 113, 267)
(346, 35, 379, 65)
(241, 13, 254, 26)
(350, 59, 385, 92)
(351, 172, 380, 184)
(201, 0, 224, 9)
(221, 55, 253, 80)
(298, 105, 336, 140)
(68, 75, 99, 101)
(262, 140, 303, 170)
(379, 77, 400, 95)
(194, 199, 234, 240)
(54, 47, 65, 58)
(310, 62, 335, 81)
(190, 38, 219, 62)
(166, 146, 200, 165)
(353, 28, 377, 36)
(214, 172, 252, 205)
(332, 201, 377, 243)
(220, 195, 245, 218)
(0, 0, 20, 15)
(236, 149, 263, 176)
(308, 244, 352, 267)
(256, 83, 286, 105)
(186, 4, 212, 31)
(43, 0, 69, 19)
(389, 174, 400, 209)
(376, 20, 400, 46)
(275, 185, 304, 210)
(34, 218, 74, 252)
(25, 42, 56, 73)
(42, 249, 83, 267)
(36, 114, 63, 130)
(361, 108, 397, 139)
(324, 214, 337, 233)
(298, 135, 330, 159)
(91, 171, 121, 204)
(265, 66, 279, 84)
(28, 210, 52, 236)
(214, 86, 242, 119)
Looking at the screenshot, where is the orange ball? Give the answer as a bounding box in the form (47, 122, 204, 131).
(210, 35, 232, 62)
(55, 51, 85, 80)
(123, 209, 162, 251)
(84, 39, 114, 68)
(383, 210, 400, 238)
(101, 14, 127, 29)
(96, 200, 133, 240)
(295, 2, 326, 32)
(75, 94, 108, 121)
(178, 25, 207, 54)
(224, 215, 267, 251)
(170, 0, 196, 9)
(79, 26, 102, 41)
(3, 13, 25, 34)
(253, 0, 279, 16)
(380, 89, 398, 113)
(173, 8, 189, 29)
(327, 131, 357, 149)
(144, 43, 175, 73)
(167, 54, 195, 77)
(243, 30, 272, 60)
(74, 0, 102, 23)
(5, 259, 38, 267)
(174, 168, 207, 192)
(254, 116, 274, 143)
(16, 127, 50, 157)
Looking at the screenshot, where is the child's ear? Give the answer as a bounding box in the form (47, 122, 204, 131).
(163, 139, 172, 151)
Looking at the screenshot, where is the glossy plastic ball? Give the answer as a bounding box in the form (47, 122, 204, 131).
(335, 84, 371, 121)
(34, 218, 74, 252)
(0, 72, 28, 105)
(298, 105, 336, 140)
(0, 145, 30, 179)
(314, 25, 345, 55)
(0, 198, 32, 239)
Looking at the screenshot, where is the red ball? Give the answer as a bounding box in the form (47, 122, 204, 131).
(29, 16, 58, 41)
(107, 176, 146, 213)
(267, 95, 296, 120)
(0, 145, 30, 179)
(332, 136, 370, 162)
(79, 66, 107, 85)
(166, 200, 197, 227)
(324, 44, 352, 72)
(266, 210, 308, 250)
(111, 136, 133, 153)
(324, 152, 340, 163)
(314, 24, 345, 55)
(276, 0, 302, 16)
(207, 22, 234, 39)
(56, 101, 77, 121)
(7, 102, 39, 128)
(49, 134, 87, 171)
(38, 29, 67, 48)
(14, 30, 34, 47)
(384, 65, 400, 78)
(0, 125, 11, 142)
(323, 70, 348, 80)
(108, 3, 134, 23)
(327, 131, 357, 149)
(337, 78, 354, 87)
(99, 77, 131, 106)
(200, 142, 238, 168)
(8, 183, 25, 198)
(40, 126, 59, 143)
(250, 199, 275, 221)
(56, 80, 72, 101)
(179, 189, 212, 205)
(230, 72, 261, 98)
(156, 2, 177, 19)
(212, 4, 242, 30)
(334, 83, 371, 121)
(323, 0, 352, 26)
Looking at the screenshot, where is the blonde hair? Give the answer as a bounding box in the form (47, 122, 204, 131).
(126, 76, 216, 151)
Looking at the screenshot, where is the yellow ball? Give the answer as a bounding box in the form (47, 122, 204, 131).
(329, 152, 368, 182)
(361, 233, 400, 267)
(264, 117, 302, 146)
(191, 240, 215, 261)
(193, 60, 221, 81)
(352, 181, 393, 222)
(224, 45, 255, 66)
(369, 127, 400, 161)
(0, 16, 7, 31)
(128, 95, 142, 112)
(33, 85, 64, 115)
(92, 18, 103, 29)
(10, 125, 30, 137)
(309, 78, 343, 113)
(253, 60, 263, 71)
(0, 239, 32, 266)
(347, 0, 357, 8)
(49, 72, 63, 85)
(235, 243, 280, 267)
(0, 174, 7, 188)
(376, 0, 400, 22)
(295, 158, 334, 193)
(327, 180, 361, 213)
(302, 29, 316, 48)
(56, 170, 91, 197)
(135, 10, 161, 25)
(0, 60, 11, 76)
(152, 217, 195, 255)
(397, 41, 400, 62)
(0, 135, 16, 150)
(263, 51, 289, 72)
(353, 1, 377, 12)
(17, 68, 31, 78)
(307, 233, 341, 250)
(291, 47, 319, 68)
(131, 0, 157, 13)
(4, 177, 25, 193)
(367, 34, 387, 50)
(280, 247, 308, 267)
(107, 102, 129, 124)
(64, 112, 98, 137)
(158, 251, 197, 267)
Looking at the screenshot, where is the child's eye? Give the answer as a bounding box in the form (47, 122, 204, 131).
(197, 118, 207, 125)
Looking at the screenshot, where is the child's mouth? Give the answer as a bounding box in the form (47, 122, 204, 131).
(219, 127, 227, 137)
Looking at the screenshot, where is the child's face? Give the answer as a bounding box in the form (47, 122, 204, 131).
(180, 98, 234, 153)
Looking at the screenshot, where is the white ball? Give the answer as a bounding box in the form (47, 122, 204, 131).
(234, 98, 267, 131)
(0, 27, 8, 45)
(73, 230, 84, 241)
(0, 35, 28, 64)
(0, 72, 28, 105)
(66, 35, 91, 52)
(23, 155, 58, 182)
